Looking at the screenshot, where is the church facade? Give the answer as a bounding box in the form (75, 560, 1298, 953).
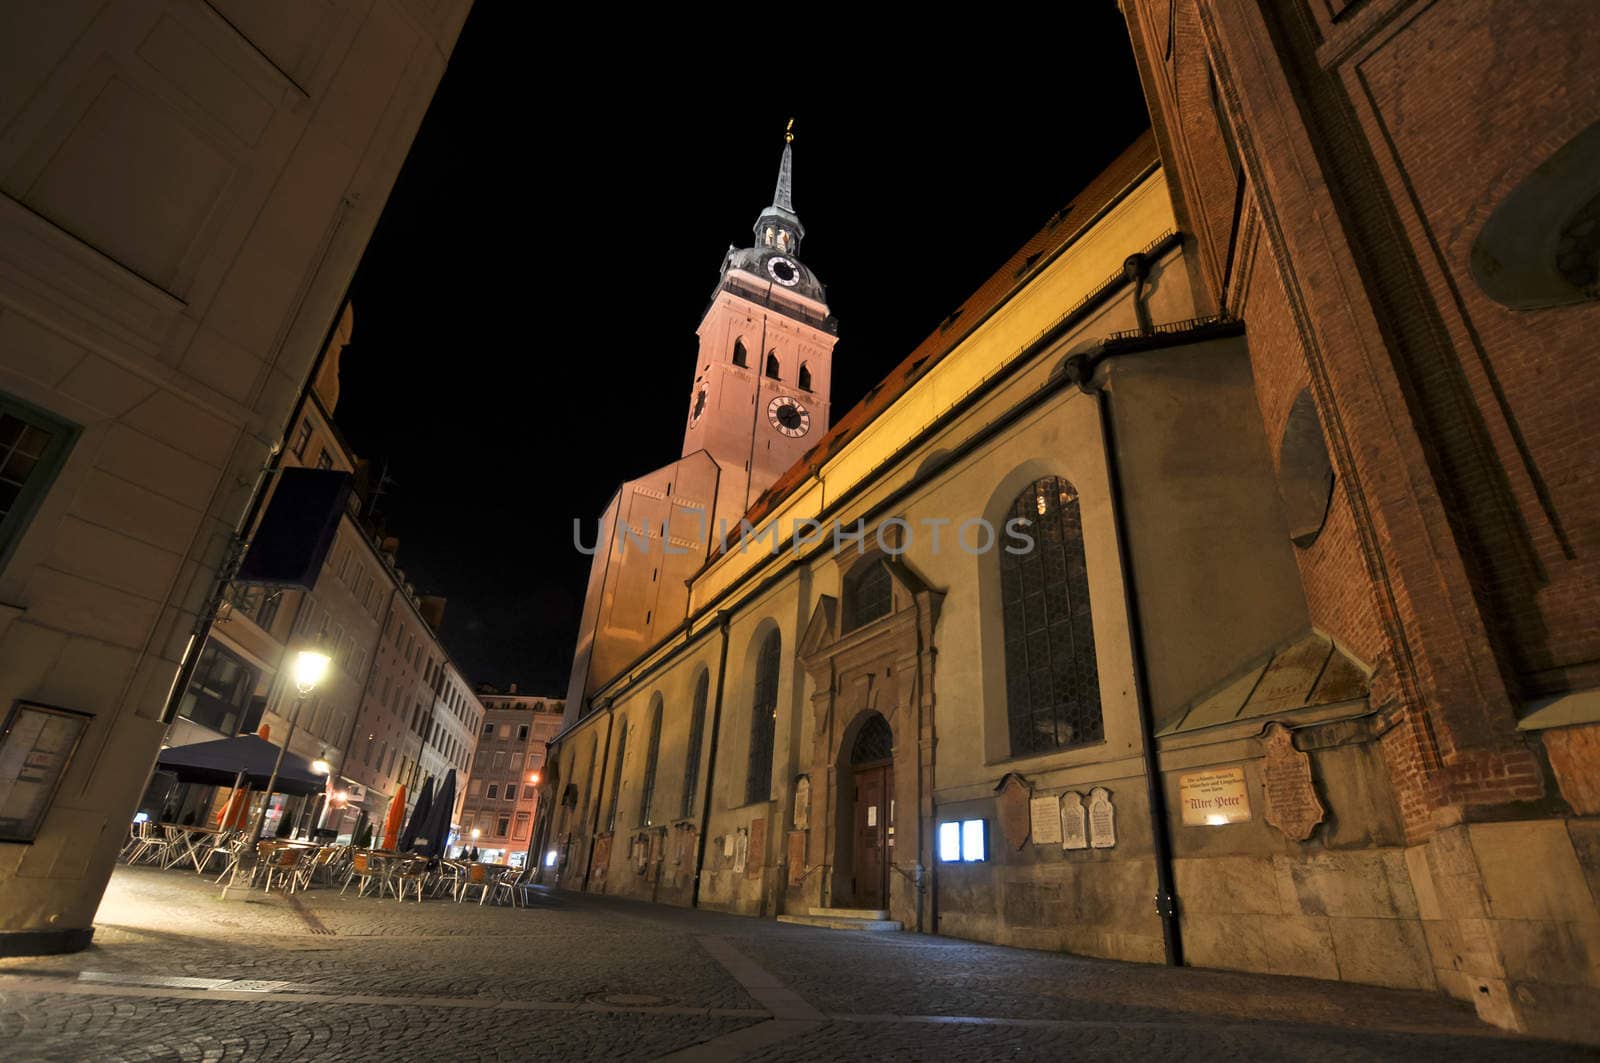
(541, 2, 1600, 1042)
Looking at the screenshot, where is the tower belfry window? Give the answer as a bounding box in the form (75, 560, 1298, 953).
(798, 363, 812, 392)
(765, 352, 780, 380)
(733, 339, 748, 368)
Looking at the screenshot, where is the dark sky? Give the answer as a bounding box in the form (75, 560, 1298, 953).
(338, 11, 1152, 693)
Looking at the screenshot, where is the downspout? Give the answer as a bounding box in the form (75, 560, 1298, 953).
(579, 705, 616, 892)
(1063, 251, 1183, 967)
(691, 611, 733, 908)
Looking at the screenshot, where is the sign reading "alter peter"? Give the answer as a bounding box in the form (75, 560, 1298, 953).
(1178, 767, 1251, 826)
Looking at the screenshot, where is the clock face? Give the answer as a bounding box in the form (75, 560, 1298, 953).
(767, 396, 811, 438)
(766, 256, 801, 287)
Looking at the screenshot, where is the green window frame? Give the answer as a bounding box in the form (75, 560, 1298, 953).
(0, 393, 77, 574)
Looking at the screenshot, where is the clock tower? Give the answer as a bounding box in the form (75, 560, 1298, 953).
(681, 134, 838, 520)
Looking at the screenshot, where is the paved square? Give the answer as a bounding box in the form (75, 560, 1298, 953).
(0, 867, 1588, 1061)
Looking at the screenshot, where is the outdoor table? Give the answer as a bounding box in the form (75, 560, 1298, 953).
(157, 824, 223, 873)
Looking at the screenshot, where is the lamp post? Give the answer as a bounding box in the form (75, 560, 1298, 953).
(468, 827, 480, 860)
(250, 648, 330, 842)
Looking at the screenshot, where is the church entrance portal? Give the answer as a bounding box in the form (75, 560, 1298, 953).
(847, 714, 893, 909)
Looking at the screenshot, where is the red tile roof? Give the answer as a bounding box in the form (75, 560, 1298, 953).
(734, 130, 1160, 534)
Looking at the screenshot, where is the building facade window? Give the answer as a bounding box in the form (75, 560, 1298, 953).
(316, 449, 334, 470)
(1000, 475, 1102, 755)
(504, 784, 517, 801)
(486, 784, 498, 799)
(0, 398, 76, 572)
(512, 812, 531, 840)
(290, 420, 311, 458)
(843, 559, 892, 632)
(732, 338, 748, 367)
(746, 630, 781, 805)
(798, 363, 812, 392)
(765, 351, 780, 379)
(176, 643, 259, 736)
(682, 671, 709, 818)
(606, 720, 628, 832)
(639, 696, 663, 826)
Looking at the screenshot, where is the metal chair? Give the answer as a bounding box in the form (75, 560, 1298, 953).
(456, 862, 493, 905)
(262, 845, 311, 893)
(219, 847, 258, 900)
(390, 856, 428, 902)
(341, 851, 388, 897)
(291, 845, 339, 893)
(489, 865, 532, 907)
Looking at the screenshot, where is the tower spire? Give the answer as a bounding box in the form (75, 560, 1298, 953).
(754, 121, 804, 252)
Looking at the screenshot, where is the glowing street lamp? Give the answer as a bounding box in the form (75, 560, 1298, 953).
(528, 771, 541, 785)
(251, 644, 331, 842)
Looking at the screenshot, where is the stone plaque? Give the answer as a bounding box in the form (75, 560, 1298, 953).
(786, 830, 808, 886)
(994, 773, 1033, 851)
(793, 775, 811, 831)
(1179, 766, 1251, 826)
(1061, 792, 1088, 850)
(1088, 787, 1116, 849)
(1029, 795, 1062, 846)
(1261, 722, 1325, 841)
(746, 817, 766, 878)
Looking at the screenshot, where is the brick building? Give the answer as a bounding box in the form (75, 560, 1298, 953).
(460, 688, 562, 866)
(542, 2, 1600, 1045)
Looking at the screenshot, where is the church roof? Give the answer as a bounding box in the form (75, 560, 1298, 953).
(735, 129, 1161, 532)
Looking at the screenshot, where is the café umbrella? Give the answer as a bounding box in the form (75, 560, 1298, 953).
(415, 769, 456, 858)
(379, 783, 407, 851)
(400, 775, 435, 852)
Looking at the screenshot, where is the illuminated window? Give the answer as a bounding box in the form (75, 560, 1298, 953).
(938, 819, 987, 862)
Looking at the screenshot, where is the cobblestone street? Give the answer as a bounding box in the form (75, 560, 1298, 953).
(0, 866, 1589, 1061)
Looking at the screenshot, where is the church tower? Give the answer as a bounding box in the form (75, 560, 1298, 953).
(681, 131, 838, 521)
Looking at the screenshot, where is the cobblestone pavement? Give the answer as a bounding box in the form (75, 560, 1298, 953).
(0, 866, 1591, 1061)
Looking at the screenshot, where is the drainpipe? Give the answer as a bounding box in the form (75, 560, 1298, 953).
(691, 611, 733, 908)
(1064, 272, 1182, 966)
(579, 704, 616, 892)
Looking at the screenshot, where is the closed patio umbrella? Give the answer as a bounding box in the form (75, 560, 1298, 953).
(401, 775, 434, 852)
(216, 773, 250, 829)
(416, 769, 455, 858)
(380, 783, 407, 850)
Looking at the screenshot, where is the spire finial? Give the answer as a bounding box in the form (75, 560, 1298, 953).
(785, 117, 794, 145)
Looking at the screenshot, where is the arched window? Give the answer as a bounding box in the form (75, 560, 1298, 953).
(765, 351, 781, 380)
(606, 719, 627, 832)
(746, 630, 781, 805)
(732, 339, 748, 368)
(798, 363, 812, 392)
(639, 697, 664, 826)
(681, 671, 709, 818)
(580, 737, 597, 825)
(1000, 476, 1102, 755)
(843, 559, 892, 632)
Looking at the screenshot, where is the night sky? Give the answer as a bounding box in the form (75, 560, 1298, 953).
(338, 11, 1152, 694)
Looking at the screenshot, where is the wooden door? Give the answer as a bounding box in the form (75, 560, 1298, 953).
(853, 763, 891, 909)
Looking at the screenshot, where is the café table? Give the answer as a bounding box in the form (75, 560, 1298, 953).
(157, 824, 225, 873)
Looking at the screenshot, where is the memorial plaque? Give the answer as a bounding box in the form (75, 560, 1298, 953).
(732, 827, 749, 873)
(787, 830, 808, 885)
(793, 775, 811, 831)
(1088, 787, 1116, 848)
(1061, 792, 1088, 850)
(1261, 722, 1326, 841)
(746, 817, 766, 878)
(994, 773, 1033, 851)
(1029, 795, 1062, 846)
(1179, 766, 1252, 826)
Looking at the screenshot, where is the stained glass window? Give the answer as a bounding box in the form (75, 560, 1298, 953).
(682, 672, 709, 818)
(746, 631, 781, 805)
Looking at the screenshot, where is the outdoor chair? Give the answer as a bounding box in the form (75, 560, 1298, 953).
(262, 845, 310, 893)
(488, 866, 532, 907)
(390, 856, 428, 902)
(125, 821, 171, 866)
(342, 851, 388, 898)
(198, 831, 237, 876)
(430, 859, 466, 899)
(292, 845, 339, 893)
(456, 862, 493, 905)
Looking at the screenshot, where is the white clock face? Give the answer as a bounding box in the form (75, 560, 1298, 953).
(766, 256, 801, 287)
(767, 396, 811, 438)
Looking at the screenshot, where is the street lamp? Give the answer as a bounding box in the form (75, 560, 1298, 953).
(468, 826, 480, 859)
(312, 750, 332, 776)
(251, 647, 331, 842)
(528, 771, 540, 785)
